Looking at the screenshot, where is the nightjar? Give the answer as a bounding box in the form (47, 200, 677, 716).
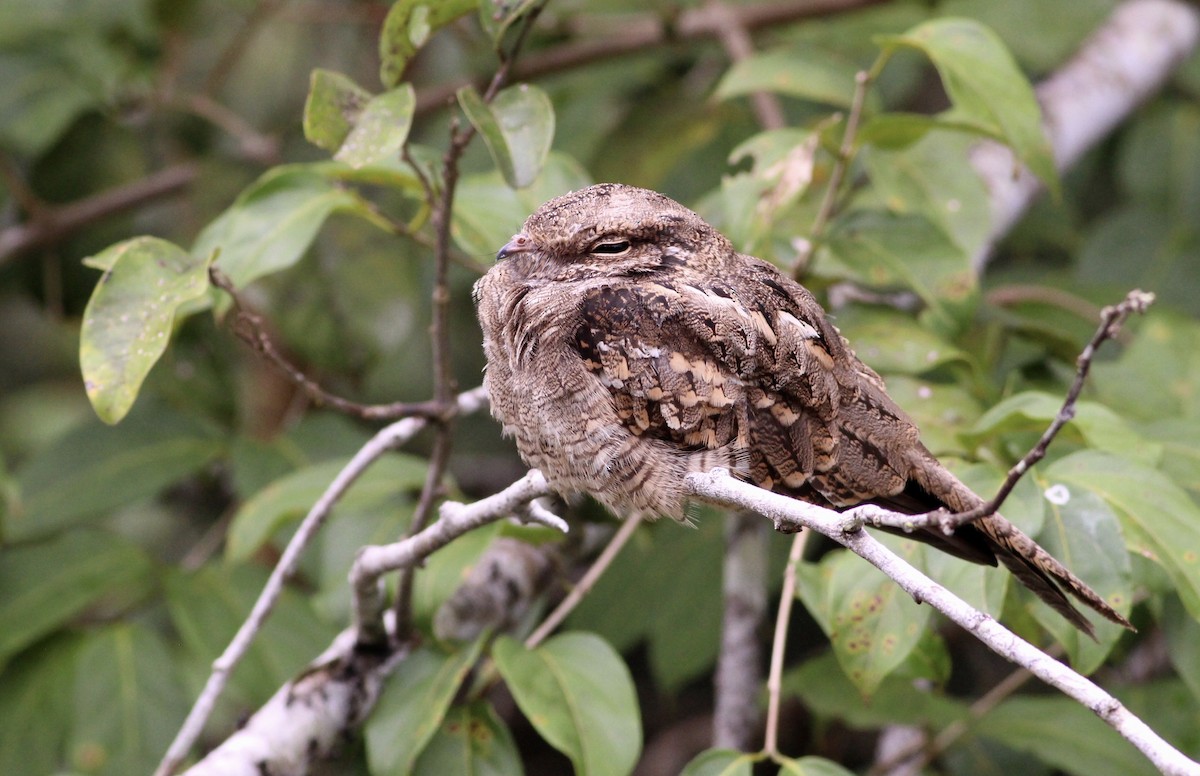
(473, 182, 1131, 636)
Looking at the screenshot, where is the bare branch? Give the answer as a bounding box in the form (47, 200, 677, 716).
(155, 387, 488, 776)
(685, 468, 1200, 776)
(210, 267, 461, 421)
(763, 530, 807, 758)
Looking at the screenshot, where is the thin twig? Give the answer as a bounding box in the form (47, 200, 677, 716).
(706, 0, 786, 131)
(390, 2, 548, 633)
(866, 289, 1155, 535)
(764, 530, 807, 758)
(210, 267, 458, 421)
(793, 67, 872, 278)
(685, 468, 1200, 776)
(525, 513, 644, 649)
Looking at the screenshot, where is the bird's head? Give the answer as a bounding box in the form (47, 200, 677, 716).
(493, 183, 731, 282)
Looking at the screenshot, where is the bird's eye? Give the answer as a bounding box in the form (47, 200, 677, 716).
(591, 240, 631, 255)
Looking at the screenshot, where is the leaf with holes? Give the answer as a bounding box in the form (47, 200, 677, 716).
(795, 535, 930, 695)
(334, 83, 415, 168)
(379, 0, 476, 87)
(303, 69, 371, 152)
(80, 237, 212, 424)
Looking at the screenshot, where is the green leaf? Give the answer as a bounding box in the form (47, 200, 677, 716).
(1091, 311, 1200, 422)
(164, 565, 339, 705)
(1142, 418, 1200, 495)
(825, 209, 975, 332)
(410, 701, 522, 776)
(0, 635, 79, 775)
(680, 748, 755, 776)
(861, 130, 991, 258)
(79, 237, 213, 424)
(457, 84, 555, 189)
(494, 632, 641, 776)
(379, 0, 476, 87)
(1048, 451, 1200, 618)
(794, 535, 930, 695)
(714, 48, 863, 109)
(452, 152, 591, 259)
(195, 166, 382, 293)
(12, 401, 223, 539)
(976, 695, 1156, 776)
(964, 392, 1162, 466)
(0, 531, 153, 664)
(878, 18, 1058, 193)
(69, 624, 188, 776)
(1028, 480, 1131, 670)
(225, 453, 430, 563)
(366, 640, 486, 776)
(303, 68, 371, 152)
(334, 83, 416, 168)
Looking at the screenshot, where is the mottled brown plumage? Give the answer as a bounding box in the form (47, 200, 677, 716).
(473, 183, 1132, 636)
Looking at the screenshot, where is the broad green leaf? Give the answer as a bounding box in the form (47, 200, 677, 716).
(777, 757, 857, 776)
(0, 531, 153, 664)
(164, 566, 338, 705)
(12, 401, 223, 539)
(69, 624, 188, 776)
(458, 84, 555, 189)
(494, 632, 641, 776)
(976, 696, 1155, 776)
(194, 166, 382, 293)
(825, 209, 975, 332)
(795, 535, 930, 695)
(861, 130, 991, 258)
(1028, 481, 1131, 670)
(1048, 451, 1200, 618)
(334, 83, 416, 168)
(303, 68, 371, 152)
(879, 18, 1058, 193)
(379, 0, 476, 87)
(855, 113, 996, 150)
(714, 48, 863, 109)
(964, 392, 1162, 466)
(1116, 102, 1200, 225)
(0, 44, 102, 157)
(410, 701, 521, 776)
(79, 237, 213, 424)
(0, 635, 79, 775)
(366, 640, 485, 776)
(680, 749, 755, 776)
(835, 307, 970, 375)
(225, 453, 429, 563)
(452, 152, 591, 259)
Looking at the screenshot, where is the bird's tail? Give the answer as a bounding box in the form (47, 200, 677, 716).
(909, 452, 1134, 638)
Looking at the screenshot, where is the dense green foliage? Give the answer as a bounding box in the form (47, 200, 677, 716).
(1, 0, 1199, 774)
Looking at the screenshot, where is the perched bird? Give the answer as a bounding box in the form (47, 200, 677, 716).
(474, 182, 1132, 636)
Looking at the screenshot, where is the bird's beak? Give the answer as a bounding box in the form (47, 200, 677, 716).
(496, 233, 533, 261)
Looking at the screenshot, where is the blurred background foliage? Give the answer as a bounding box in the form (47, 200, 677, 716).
(1, 0, 1200, 774)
